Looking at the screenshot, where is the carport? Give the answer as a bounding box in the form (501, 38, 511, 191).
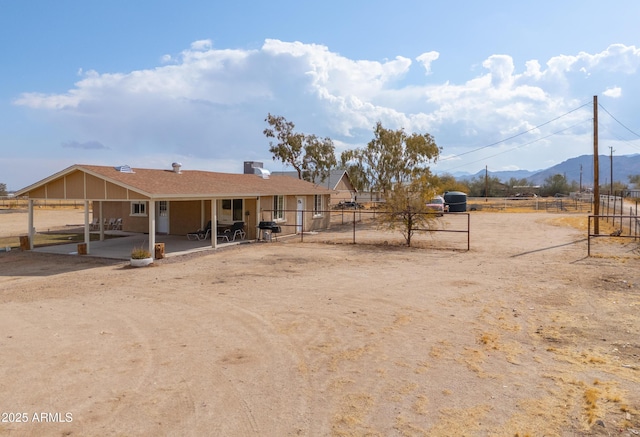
(14, 163, 334, 259)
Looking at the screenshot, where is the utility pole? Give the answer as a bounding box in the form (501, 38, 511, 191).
(579, 164, 583, 192)
(484, 165, 488, 202)
(593, 96, 599, 234)
(609, 146, 614, 196)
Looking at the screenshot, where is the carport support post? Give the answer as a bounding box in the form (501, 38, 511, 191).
(256, 197, 261, 237)
(28, 199, 34, 250)
(211, 199, 217, 249)
(148, 200, 156, 257)
(84, 201, 91, 254)
(99, 201, 105, 241)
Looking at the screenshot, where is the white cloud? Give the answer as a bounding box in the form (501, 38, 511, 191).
(262, 39, 412, 100)
(482, 55, 515, 88)
(416, 51, 439, 75)
(190, 39, 213, 51)
(544, 44, 640, 77)
(11, 40, 640, 182)
(603, 86, 622, 98)
(523, 60, 543, 79)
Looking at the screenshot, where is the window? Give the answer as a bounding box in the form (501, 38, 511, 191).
(158, 201, 168, 217)
(273, 195, 284, 221)
(313, 195, 323, 216)
(233, 199, 243, 222)
(220, 198, 244, 221)
(130, 201, 147, 216)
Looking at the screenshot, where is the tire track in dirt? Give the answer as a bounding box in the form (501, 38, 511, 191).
(209, 303, 313, 435)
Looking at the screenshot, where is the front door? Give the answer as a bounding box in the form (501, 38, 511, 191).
(156, 201, 169, 234)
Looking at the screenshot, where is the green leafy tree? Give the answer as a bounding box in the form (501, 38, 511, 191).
(263, 114, 337, 183)
(300, 134, 337, 183)
(540, 174, 571, 197)
(629, 174, 640, 185)
(506, 177, 533, 196)
(434, 174, 469, 194)
(466, 175, 504, 197)
(342, 122, 441, 247)
(0, 183, 6, 197)
(340, 121, 440, 195)
(605, 180, 629, 195)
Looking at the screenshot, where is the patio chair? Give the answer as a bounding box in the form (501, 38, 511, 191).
(107, 218, 117, 230)
(229, 221, 246, 241)
(187, 220, 212, 241)
(112, 218, 122, 230)
(89, 218, 100, 231)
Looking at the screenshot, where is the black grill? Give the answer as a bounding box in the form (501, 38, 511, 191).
(258, 221, 281, 233)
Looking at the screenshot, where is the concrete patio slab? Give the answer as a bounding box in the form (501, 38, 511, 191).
(33, 233, 244, 260)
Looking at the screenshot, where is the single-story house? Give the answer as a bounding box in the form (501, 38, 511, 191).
(270, 169, 356, 206)
(14, 163, 334, 257)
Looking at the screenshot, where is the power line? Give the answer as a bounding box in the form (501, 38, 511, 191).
(598, 121, 640, 152)
(598, 103, 640, 138)
(440, 100, 592, 162)
(442, 118, 591, 172)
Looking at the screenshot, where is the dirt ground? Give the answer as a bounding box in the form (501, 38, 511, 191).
(0, 209, 639, 436)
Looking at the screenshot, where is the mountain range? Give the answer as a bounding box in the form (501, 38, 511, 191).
(446, 154, 640, 187)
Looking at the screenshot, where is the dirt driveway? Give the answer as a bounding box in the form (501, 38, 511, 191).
(0, 211, 639, 436)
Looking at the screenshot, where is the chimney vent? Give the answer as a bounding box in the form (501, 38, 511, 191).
(172, 162, 182, 174)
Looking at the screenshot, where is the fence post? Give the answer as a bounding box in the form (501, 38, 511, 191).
(352, 211, 356, 244)
(635, 200, 638, 236)
(467, 213, 470, 251)
(619, 192, 623, 231)
(588, 216, 592, 256)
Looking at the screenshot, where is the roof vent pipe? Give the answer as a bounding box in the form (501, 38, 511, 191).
(172, 162, 182, 174)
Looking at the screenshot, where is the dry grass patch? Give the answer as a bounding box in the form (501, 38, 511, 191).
(545, 214, 623, 235)
(501, 394, 574, 435)
(412, 394, 429, 416)
(459, 347, 489, 377)
(331, 393, 377, 436)
(427, 404, 492, 436)
(393, 414, 429, 436)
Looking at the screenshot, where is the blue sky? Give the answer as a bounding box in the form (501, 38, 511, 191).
(2, 0, 640, 190)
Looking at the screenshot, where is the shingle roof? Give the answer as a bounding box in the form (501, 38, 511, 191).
(19, 164, 334, 199)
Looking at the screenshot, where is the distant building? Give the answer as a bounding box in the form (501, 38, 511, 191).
(271, 170, 357, 206)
